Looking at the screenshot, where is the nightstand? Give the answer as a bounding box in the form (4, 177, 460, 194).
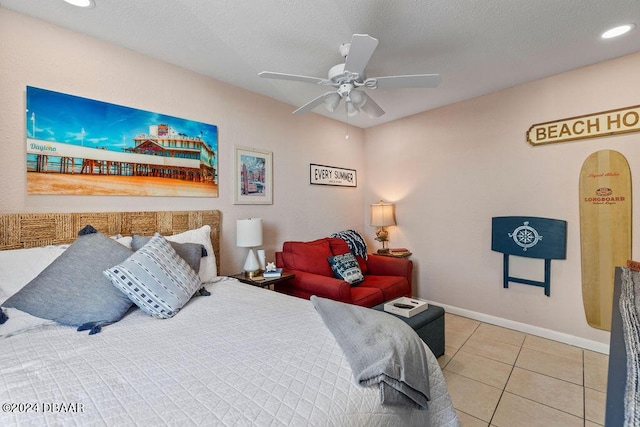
(229, 271, 295, 288)
(375, 250, 412, 258)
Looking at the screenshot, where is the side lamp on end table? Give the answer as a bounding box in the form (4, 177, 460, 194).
(237, 218, 263, 278)
(370, 200, 396, 254)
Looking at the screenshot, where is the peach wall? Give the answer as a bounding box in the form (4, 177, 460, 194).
(3, 7, 638, 349)
(365, 52, 640, 348)
(0, 8, 366, 275)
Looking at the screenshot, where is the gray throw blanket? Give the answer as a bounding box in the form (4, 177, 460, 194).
(620, 267, 640, 427)
(311, 296, 430, 409)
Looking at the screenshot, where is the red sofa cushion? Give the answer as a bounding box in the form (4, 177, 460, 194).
(361, 274, 410, 301)
(281, 239, 334, 277)
(350, 286, 384, 307)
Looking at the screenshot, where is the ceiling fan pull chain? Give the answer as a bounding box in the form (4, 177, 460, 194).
(345, 103, 350, 140)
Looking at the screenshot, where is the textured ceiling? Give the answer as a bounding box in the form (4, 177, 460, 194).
(2, 0, 639, 128)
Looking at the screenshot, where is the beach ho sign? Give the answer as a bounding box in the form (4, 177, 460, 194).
(527, 105, 640, 146)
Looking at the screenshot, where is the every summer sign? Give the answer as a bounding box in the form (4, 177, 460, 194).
(310, 164, 357, 187)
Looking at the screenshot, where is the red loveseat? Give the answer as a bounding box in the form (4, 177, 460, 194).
(274, 237, 412, 307)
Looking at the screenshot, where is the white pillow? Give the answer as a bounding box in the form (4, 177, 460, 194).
(0, 245, 67, 301)
(0, 245, 67, 337)
(104, 234, 201, 319)
(166, 225, 217, 282)
(111, 234, 133, 248)
(0, 308, 56, 339)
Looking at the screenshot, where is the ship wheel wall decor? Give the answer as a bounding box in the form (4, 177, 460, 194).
(491, 216, 567, 296)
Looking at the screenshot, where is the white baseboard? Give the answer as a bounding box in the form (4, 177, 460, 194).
(430, 301, 610, 355)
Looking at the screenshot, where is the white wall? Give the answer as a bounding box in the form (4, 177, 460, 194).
(0, 8, 366, 275)
(364, 52, 640, 347)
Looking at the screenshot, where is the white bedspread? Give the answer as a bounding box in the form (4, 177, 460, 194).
(0, 279, 458, 426)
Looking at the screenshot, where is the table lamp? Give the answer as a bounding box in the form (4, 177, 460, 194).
(237, 218, 263, 277)
(370, 200, 396, 253)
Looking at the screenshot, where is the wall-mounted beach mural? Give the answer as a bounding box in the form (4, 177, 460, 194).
(26, 86, 218, 197)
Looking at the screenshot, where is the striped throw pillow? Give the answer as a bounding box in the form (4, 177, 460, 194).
(104, 233, 201, 319)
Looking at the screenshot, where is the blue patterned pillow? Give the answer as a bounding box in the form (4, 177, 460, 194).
(328, 252, 365, 285)
(104, 233, 201, 319)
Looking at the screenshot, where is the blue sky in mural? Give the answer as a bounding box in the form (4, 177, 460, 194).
(26, 86, 218, 152)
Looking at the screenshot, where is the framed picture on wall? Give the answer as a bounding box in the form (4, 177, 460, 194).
(234, 146, 273, 204)
(25, 86, 218, 197)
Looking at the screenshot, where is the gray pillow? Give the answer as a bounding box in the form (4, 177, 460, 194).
(104, 233, 202, 319)
(131, 235, 202, 273)
(2, 230, 134, 333)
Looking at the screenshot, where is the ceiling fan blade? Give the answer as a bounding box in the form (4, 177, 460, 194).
(369, 74, 442, 89)
(259, 71, 329, 85)
(292, 92, 339, 115)
(344, 34, 378, 78)
(358, 92, 385, 118)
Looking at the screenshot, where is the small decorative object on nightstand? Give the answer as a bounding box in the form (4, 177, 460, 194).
(263, 262, 282, 278)
(370, 200, 396, 254)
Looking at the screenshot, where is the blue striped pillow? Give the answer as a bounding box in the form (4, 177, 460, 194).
(104, 233, 201, 319)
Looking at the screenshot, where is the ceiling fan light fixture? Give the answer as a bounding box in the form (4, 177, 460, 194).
(324, 93, 341, 112)
(349, 90, 366, 108)
(63, 0, 95, 7)
(346, 101, 359, 117)
(601, 24, 635, 39)
(259, 34, 439, 120)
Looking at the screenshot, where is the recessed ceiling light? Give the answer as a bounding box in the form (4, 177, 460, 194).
(601, 24, 635, 39)
(63, 0, 95, 8)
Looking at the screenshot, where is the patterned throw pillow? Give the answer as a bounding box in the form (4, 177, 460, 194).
(328, 252, 365, 286)
(104, 233, 201, 319)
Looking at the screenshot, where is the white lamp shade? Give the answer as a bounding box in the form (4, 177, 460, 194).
(370, 201, 396, 227)
(237, 218, 263, 247)
(349, 90, 365, 107)
(346, 101, 359, 117)
(324, 93, 341, 112)
(64, 0, 95, 7)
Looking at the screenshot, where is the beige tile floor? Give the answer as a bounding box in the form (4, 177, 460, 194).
(438, 313, 609, 426)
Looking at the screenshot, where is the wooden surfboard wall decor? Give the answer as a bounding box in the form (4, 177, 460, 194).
(579, 150, 632, 331)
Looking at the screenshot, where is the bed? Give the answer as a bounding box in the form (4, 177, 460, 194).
(0, 210, 458, 426)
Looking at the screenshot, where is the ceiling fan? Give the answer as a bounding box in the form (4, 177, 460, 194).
(259, 34, 441, 119)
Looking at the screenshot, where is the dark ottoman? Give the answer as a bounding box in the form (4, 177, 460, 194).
(372, 302, 445, 358)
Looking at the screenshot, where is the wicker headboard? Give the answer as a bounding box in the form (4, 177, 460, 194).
(0, 210, 221, 272)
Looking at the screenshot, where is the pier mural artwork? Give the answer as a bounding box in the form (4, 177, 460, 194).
(26, 86, 218, 197)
